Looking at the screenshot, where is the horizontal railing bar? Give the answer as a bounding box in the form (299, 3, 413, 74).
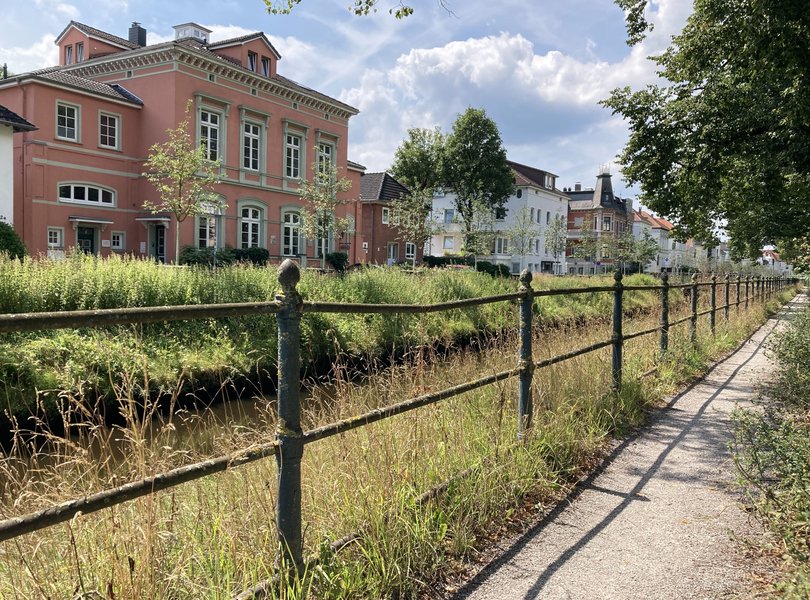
(622, 325, 661, 341)
(621, 285, 664, 291)
(531, 285, 615, 297)
(697, 307, 714, 317)
(303, 292, 523, 314)
(534, 337, 614, 370)
(303, 367, 521, 444)
(0, 301, 283, 333)
(0, 439, 279, 542)
(670, 314, 693, 327)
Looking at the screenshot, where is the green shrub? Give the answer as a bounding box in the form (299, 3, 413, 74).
(326, 251, 349, 274)
(234, 247, 270, 265)
(0, 222, 26, 259)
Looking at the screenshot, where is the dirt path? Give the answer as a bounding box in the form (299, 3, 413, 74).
(452, 295, 806, 600)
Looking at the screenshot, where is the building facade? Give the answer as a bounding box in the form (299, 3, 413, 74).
(0, 105, 36, 224)
(632, 208, 688, 273)
(565, 169, 633, 274)
(429, 160, 568, 274)
(0, 20, 360, 263)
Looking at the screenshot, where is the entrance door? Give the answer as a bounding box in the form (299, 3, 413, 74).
(386, 242, 398, 266)
(77, 227, 95, 254)
(155, 226, 166, 263)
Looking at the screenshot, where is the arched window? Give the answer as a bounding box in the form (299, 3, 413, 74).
(240, 205, 262, 248)
(283, 211, 301, 256)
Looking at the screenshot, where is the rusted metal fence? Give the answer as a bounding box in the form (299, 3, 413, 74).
(0, 263, 797, 583)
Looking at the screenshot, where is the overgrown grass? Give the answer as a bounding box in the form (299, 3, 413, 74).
(0, 255, 670, 433)
(733, 290, 810, 598)
(0, 271, 792, 598)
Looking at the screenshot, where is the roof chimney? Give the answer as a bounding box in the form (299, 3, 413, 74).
(574, 182, 582, 192)
(129, 22, 146, 47)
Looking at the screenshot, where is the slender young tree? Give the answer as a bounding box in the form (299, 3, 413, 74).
(507, 206, 541, 266)
(544, 214, 568, 275)
(298, 150, 353, 269)
(142, 102, 222, 263)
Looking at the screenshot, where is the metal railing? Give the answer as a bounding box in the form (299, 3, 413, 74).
(0, 263, 796, 583)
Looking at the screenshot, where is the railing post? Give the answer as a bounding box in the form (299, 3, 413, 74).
(517, 269, 534, 440)
(710, 274, 717, 335)
(660, 272, 669, 358)
(724, 273, 730, 322)
(275, 259, 304, 574)
(690, 273, 698, 345)
(745, 275, 750, 309)
(612, 270, 623, 392)
(735, 274, 741, 314)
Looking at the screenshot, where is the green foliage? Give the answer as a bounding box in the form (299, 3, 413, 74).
(142, 101, 222, 262)
(444, 107, 514, 249)
(605, 0, 810, 258)
(544, 214, 567, 271)
(733, 304, 810, 596)
(264, 0, 450, 18)
(390, 127, 445, 193)
(325, 251, 349, 274)
(0, 222, 26, 259)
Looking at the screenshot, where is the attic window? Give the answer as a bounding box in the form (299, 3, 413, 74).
(251, 88, 258, 96)
(209, 73, 216, 82)
(261, 57, 270, 76)
(292, 101, 299, 110)
(126, 70, 132, 78)
(324, 113, 330, 120)
(248, 51, 257, 72)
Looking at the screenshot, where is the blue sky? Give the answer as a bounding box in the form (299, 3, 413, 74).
(1, 0, 692, 198)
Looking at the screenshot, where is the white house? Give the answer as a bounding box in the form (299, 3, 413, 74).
(0, 104, 36, 224)
(632, 208, 688, 273)
(429, 160, 569, 274)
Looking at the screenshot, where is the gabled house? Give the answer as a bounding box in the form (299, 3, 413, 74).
(632, 208, 687, 273)
(0, 104, 36, 225)
(0, 20, 359, 263)
(429, 159, 569, 274)
(565, 168, 632, 274)
(358, 171, 422, 265)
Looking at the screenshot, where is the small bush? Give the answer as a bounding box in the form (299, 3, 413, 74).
(326, 251, 349, 274)
(0, 222, 26, 259)
(234, 246, 270, 265)
(179, 246, 238, 266)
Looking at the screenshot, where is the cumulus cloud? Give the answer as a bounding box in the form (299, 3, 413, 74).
(0, 33, 60, 73)
(34, 0, 79, 21)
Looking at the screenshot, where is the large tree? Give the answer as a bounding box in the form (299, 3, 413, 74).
(605, 0, 810, 260)
(444, 107, 514, 253)
(142, 102, 222, 263)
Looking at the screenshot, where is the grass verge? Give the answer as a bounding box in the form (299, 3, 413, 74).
(732, 290, 809, 598)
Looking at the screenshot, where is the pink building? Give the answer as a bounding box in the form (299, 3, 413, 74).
(0, 20, 362, 264)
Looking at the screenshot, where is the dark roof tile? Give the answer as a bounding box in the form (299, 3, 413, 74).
(0, 104, 36, 132)
(360, 172, 409, 202)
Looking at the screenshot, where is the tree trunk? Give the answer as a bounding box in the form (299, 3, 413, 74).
(175, 220, 180, 265)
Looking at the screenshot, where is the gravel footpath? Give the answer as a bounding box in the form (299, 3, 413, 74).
(452, 295, 806, 600)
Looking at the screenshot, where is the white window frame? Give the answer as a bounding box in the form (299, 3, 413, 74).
(58, 183, 116, 206)
(99, 111, 120, 150)
(495, 236, 509, 254)
(65, 45, 73, 65)
(443, 209, 454, 224)
(199, 109, 221, 161)
(443, 236, 454, 250)
(76, 42, 84, 62)
(285, 133, 302, 179)
(240, 205, 263, 249)
(47, 227, 64, 249)
(318, 142, 334, 174)
(247, 51, 257, 72)
(282, 211, 302, 256)
(381, 207, 390, 225)
(56, 101, 80, 142)
(242, 121, 261, 171)
(405, 242, 416, 259)
(111, 231, 125, 251)
(602, 216, 612, 232)
(261, 56, 270, 76)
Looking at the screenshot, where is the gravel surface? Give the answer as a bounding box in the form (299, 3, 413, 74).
(453, 295, 806, 600)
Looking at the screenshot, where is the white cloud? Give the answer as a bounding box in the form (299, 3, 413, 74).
(0, 33, 60, 73)
(34, 0, 80, 21)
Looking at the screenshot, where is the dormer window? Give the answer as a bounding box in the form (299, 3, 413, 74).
(261, 57, 270, 76)
(76, 42, 84, 62)
(248, 51, 257, 72)
(65, 45, 73, 65)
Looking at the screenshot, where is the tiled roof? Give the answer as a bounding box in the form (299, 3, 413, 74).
(208, 32, 281, 58)
(360, 172, 409, 202)
(0, 104, 36, 132)
(56, 21, 137, 50)
(347, 160, 367, 171)
(507, 159, 558, 190)
(35, 70, 143, 105)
